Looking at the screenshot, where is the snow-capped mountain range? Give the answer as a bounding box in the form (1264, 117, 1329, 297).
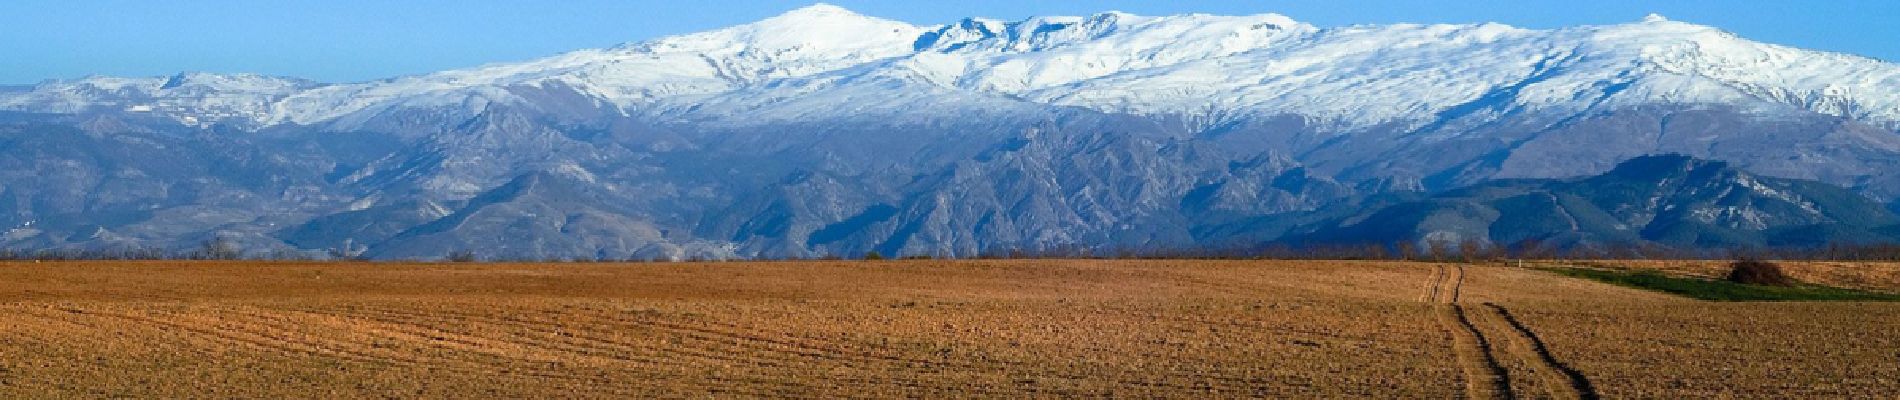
(2, 4, 1898, 259)
(11, 5, 1900, 130)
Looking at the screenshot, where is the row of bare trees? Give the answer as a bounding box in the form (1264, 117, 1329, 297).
(877, 239, 1900, 262)
(0, 238, 316, 261)
(6, 238, 1900, 262)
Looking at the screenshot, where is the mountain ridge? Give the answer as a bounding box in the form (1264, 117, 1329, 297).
(0, 4, 1897, 259)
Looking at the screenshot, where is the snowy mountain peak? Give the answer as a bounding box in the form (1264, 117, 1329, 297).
(1641, 13, 1670, 23)
(640, 3, 921, 54)
(588, 2, 923, 85)
(915, 11, 1310, 54)
(773, 3, 861, 20)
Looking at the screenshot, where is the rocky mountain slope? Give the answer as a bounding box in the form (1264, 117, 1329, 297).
(1280, 154, 1900, 250)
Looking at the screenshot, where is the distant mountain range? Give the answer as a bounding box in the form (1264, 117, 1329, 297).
(2, 4, 1898, 259)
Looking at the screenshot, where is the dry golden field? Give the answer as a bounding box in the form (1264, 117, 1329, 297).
(0, 260, 1895, 398)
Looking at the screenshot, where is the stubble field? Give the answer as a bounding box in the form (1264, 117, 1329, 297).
(0, 260, 1894, 398)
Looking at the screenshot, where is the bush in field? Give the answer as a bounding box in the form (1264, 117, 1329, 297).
(1725, 259, 1795, 287)
(197, 237, 242, 260)
(863, 251, 885, 261)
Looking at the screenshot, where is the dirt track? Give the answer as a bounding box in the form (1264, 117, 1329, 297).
(1424, 264, 1597, 400)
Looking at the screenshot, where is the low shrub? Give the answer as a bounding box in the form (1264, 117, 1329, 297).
(1725, 259, 1795, 287)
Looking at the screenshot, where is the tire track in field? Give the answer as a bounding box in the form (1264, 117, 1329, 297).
(1475, 303, 1599, 400)
(1428, 265, 1511, 399)
(1422, 264, 1446, 302)
(1425, 265, 1597, 400)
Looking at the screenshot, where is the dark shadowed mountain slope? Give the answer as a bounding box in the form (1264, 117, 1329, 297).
(362, 171, 728, 261)
(1283, 154, 1900, 249)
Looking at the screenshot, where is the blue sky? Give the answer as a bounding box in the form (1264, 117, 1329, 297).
(4, 0, 1896, 84)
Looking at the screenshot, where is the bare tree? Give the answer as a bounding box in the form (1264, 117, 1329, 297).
(1395, 241, 1419, 261)
(1426, 240, 1454, 262)
(328, 238, 368, 261)
(1457, 239, 1487, 263)
(198, 237, 241, 260)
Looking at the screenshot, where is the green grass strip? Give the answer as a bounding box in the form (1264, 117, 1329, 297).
(1549, 267, 1900, 302)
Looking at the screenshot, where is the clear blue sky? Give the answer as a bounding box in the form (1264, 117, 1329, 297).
(4, 0, 1896, 84)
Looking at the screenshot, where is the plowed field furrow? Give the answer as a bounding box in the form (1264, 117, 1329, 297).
(366, 305, 801, 363)
(180, 307, 516, 368)
(59, 306, 622, 390)
(342, 306, 850, 396)
(277, 305, 676, 367)
(23, 306, 276, 365)
(553, 306, 1233, 395)
(1134, 312, 1381, 343)
(1175, 276, 1263, 297)
(245, 306, 665, 393)
(558, 305, 980, 370)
